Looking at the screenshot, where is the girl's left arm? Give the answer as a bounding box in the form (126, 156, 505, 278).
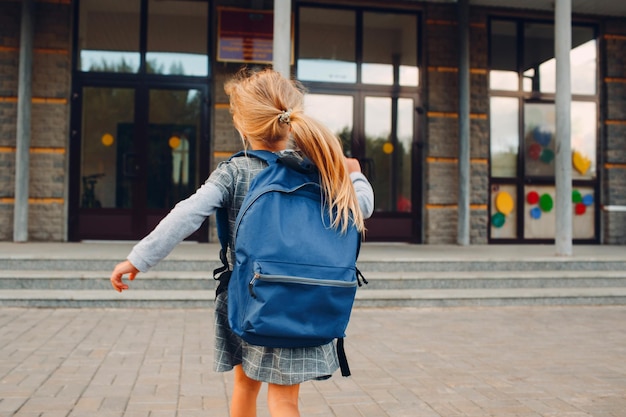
(127, 181, 224, 272)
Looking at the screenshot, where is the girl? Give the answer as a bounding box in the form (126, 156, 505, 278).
(110, 68, 374, 417)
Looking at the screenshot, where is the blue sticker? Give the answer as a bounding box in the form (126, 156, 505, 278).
(530, 207, 542, 219)
(533, 127, 552, 147)
(582, 194, 594, 206)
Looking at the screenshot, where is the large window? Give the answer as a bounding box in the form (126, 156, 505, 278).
(489, 19, 597, 242)
(298, 8, 419, 87)
(78, 0, 208, 76)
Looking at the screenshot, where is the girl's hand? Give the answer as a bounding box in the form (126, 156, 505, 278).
(344, 157, 362, 174)
(110, 260, 139, 292)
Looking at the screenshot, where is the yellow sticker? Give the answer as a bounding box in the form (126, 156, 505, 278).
(382, 142, 394, 154)
(572, 150, 591, 175)
(169, 136, 181, 149)
(101, 133, 114, 147)
(495, 191, 514, 215)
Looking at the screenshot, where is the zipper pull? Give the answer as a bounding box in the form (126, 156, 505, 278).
(356, 267, 368, 287)
(248, 274, 259, 298)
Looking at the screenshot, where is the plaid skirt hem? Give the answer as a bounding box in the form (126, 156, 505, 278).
(213, 292, 340, 385)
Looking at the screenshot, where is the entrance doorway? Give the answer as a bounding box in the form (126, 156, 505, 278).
(69, 84, 208, 240)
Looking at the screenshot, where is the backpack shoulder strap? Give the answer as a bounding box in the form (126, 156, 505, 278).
(213, 149, 278, 295)
(231, 149, 280, 164)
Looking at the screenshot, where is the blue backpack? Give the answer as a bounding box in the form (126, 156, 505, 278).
(213, 150, 366, 376)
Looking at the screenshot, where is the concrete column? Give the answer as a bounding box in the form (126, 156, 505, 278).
(457, 0, 470, 246)
(13, 0, 35, 242)
(554, 0, 572, 256)
(273, 0, 291, 78)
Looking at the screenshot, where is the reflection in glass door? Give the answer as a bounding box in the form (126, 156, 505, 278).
(303, 92, 419, 241)
(364, 96, 413, 213)
(145, 89, 201, 231)
(76, 86, 204, 240)
(80, 87, 135, 211)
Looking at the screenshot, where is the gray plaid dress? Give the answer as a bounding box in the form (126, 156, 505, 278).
(207, 155, 340, 385)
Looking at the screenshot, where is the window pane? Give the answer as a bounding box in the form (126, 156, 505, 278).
(524, 102, 555, 177)
(362, 12, 418, 87)
(78, 0, 140, 72)
(490, 97, 519, 177)
(571, 27, 596, 95)
(303, 94, 353, 154)
(523, 185, 555, 239)
(147, 0, 208, 76)
(572, 186, 595, 238)
(523, 101, 596, 179)
(81, 87, 135, 208)
(147, 89, 201, 209)
(490, 20, 518, 91)
(523, 23, 555, 93)
(365, 97, 392, 211)
(523, 24, 596, 95)
(571, 101, 596, 179)
(297, 8, 356, 83)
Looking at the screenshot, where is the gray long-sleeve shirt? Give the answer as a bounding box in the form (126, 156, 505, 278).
(127, 159, 374, 272)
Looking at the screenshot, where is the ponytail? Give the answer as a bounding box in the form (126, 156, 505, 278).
(289, 114, 365, 233)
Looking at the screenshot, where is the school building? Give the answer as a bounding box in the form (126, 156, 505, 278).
(1, 0, 625, 245)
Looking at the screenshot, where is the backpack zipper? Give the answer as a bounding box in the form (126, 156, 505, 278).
(248, 272, 357, 299)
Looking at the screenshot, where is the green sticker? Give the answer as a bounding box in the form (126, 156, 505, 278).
(539, 194, 553, 212)
(540, 149, 554, 164)
(572, 190, 582, 203)
(491, 212, 506, 228)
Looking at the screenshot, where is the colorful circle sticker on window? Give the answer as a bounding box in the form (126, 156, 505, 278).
(495, 191, 514, 215)
(539, 194, 553, 212)
(528, 143, 542, 160)
(575, 203, 586, 215)
(530, 206, 542, 219)
(572, 190, 582, 203)
(527, 191, 539, 205)
(582, 194, 594, 206)
(101, 133, 114, 147)
(540, 148, 554, 164)
(491, 212, 506, 228)
(533, 127, 552, 146)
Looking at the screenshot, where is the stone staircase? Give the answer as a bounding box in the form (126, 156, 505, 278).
(1, 252, 626, 307)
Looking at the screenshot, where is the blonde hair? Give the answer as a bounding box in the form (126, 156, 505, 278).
(224, 68, 365, 233)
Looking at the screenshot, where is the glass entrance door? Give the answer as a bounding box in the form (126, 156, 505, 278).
(74, 86, 206, 240)
(362, 95, 416, 240)
(304, 92, 419, 241)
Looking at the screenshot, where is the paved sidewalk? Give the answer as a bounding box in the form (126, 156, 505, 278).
(1, 305, 625, 417)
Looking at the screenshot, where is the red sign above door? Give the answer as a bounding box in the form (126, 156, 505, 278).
(217, 7, 274, 64)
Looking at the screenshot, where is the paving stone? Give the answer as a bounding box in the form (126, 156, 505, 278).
(0, 306, 624, 416)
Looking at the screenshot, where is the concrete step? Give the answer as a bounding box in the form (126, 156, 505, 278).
(1, 287, 626, 308)
(2, 250, 625, 307)
(0, 270, 215, 290)
(1, 269, 625, 290)
(355, 287, 626, 307)
(2, 257, 626, 273)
